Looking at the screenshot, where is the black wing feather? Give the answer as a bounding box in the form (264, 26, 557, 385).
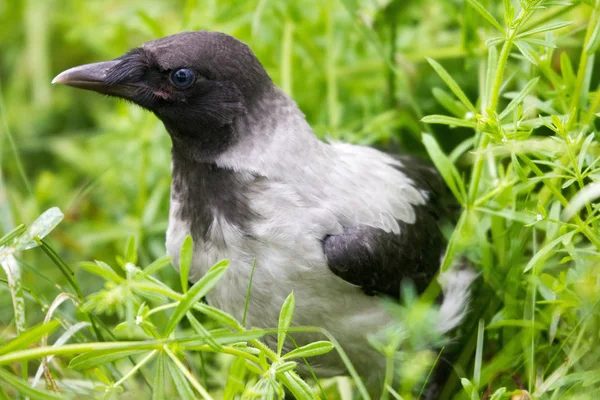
(323, 155, 454, 298)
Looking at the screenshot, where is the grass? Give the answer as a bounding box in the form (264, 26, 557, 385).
(1, 0, 600, 398)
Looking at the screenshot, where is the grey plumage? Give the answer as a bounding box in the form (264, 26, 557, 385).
(53, 31, 475, 394)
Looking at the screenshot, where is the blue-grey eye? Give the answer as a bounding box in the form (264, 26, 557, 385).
(170, 68, 195, 88)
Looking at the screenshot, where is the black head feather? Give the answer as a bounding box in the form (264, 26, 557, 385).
(93, 31, 274, 161)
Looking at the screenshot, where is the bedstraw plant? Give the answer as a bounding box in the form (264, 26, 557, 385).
(1, 0, 600, 399)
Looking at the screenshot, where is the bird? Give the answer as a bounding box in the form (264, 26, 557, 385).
(53, 31, 475, 395)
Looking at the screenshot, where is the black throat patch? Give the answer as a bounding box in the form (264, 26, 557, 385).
(171, 152, 256, 240)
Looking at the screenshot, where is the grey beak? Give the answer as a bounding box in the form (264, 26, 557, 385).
(52, 60, 137, 97)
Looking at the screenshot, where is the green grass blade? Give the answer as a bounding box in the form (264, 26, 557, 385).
(164, 260, 229, 336)
(242, 259, 256, 328)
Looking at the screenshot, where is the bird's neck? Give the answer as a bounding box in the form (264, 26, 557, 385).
(170, 153, 255, 240)
(214, 86, 332, 180)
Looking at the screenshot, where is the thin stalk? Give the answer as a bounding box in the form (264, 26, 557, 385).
(468, 39, 512, 204)
(0, 340, 171, 366)
(113, 350, 157, 388)
(381, 353, 394, 400)
(164, 346, 213, 400)
(571, 8, 599, 110)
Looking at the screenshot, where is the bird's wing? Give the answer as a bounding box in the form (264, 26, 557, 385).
(322, 154, 455, 298)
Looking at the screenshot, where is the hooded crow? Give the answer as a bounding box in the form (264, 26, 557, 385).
(53, 31, 474, 394)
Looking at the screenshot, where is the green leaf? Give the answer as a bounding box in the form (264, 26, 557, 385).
(460, 377, 476, 398)
(586, 18, 600, 54)
(278, 370, 313, 400)
(421, 115, 477, 128)
(153, 353, 166, 400)
(282, 341, 335, 360)
(490, 387, 506, 400)
(195, 303, 242, 330)
(499, 77, 539, 120)
(521, 37, 557, 48)
(578, 132, 594, 172)
(167, 357, 196, 400)
(503, 0, 513, 27)
(164, 260, 229, 336)
(484, 45, 499, 109)
(0, 321, 60, 356)
(223, 358, 247, 398)
(516, 21, 571, 38)
(422, 133, 467, 205)
(69, 350, 148, 370)
(274, 361, 297, 374)
(487, 319, 547, 330)
(139, 255, 173, 279)
(432, 88, 469, 117)
(0, 369, 63, 400)
(475, 208, 535, 225)
(514, 40, 539, 65)
(426, 58, 477, 112)
(560, 52, 575, 87)
(80, 260, 123, 282)
(16, 207, 64, 251)
(277, 292, 295, 356)
(124, 235, 138, 265)
(524, 231, 577, 272)
(465, 0, 504, 33)
(485, 37, 505, 48)
(179, 235, 194, 293)
(142, 181, 169, 227)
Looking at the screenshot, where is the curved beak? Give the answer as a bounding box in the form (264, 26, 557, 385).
(52, 60, 137, 98)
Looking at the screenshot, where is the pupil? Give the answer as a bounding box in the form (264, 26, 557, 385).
(171, 69, 194, 87)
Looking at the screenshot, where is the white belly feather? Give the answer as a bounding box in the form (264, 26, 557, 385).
(166, 185, 394, 379)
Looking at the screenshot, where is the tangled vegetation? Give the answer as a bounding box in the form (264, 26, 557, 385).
(1, 0, 600, 398)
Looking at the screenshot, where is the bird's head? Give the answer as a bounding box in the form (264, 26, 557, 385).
(53, 31, 273, 161)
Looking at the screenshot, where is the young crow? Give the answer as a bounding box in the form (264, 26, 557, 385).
(53, 31, 474, 394)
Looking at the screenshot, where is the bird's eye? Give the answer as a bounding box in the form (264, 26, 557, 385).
(170, 69, 195, 88)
